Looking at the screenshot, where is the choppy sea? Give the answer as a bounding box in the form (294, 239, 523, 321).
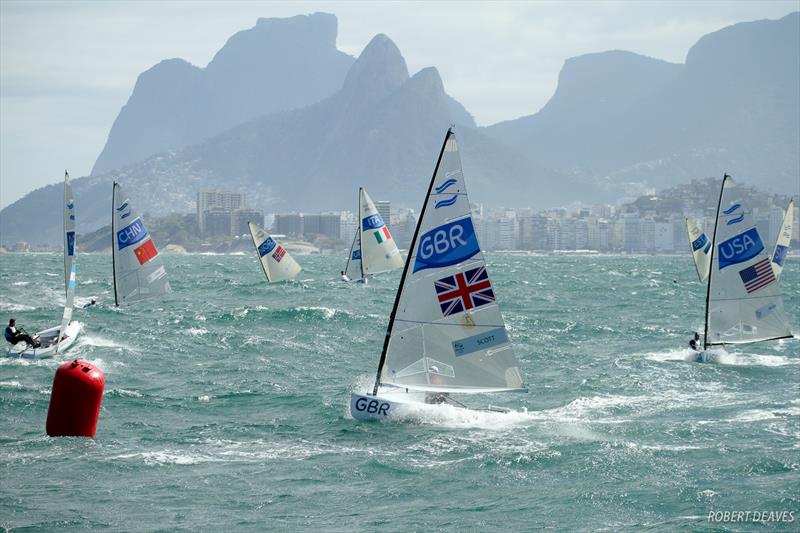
(1, 252, 797, 532)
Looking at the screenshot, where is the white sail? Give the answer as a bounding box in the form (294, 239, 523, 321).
(56, 171, 76, 353)
(375, 129, 526, 394)
(686, 218, 712, 282)
(248, 222, 302, 282)
(359, 188, 403, 276)
(112, 182, 171, 305)
(770, 199, 794, 279)
(343, 228, 362, 280)
(705, 176, 792, 346)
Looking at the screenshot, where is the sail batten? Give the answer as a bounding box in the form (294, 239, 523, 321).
(373, 129, 525, 395)
(248, 222, 301, 282)
(704, 176, 792, 347)
(112, 182, 171, 306)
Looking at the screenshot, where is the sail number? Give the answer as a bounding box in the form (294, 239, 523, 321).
(117, 219, 149, 250)
(413, 218, 480, 272)
(353, 397, 390, 416)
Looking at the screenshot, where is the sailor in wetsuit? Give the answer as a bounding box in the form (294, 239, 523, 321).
(689, 332, 701, 351)
(340, 270, 350, 282)
(4, 318, 40, 348)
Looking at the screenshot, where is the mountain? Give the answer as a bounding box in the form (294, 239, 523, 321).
(91, 13, 354, 175)
(485, 12, 800, 193)
(1, 32, 577, 246)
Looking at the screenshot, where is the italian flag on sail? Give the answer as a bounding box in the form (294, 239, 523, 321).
(374, 227, 392, 244)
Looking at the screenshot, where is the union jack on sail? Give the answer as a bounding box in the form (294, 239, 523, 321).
(434, 266, 495, 317)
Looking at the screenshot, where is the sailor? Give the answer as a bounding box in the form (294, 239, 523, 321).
(688, 332, 700, 351)
(4, 319, 40, 348)
(425, 393, 448, 405)
(82, 298, 97, 308)
(340, 270, 350, 282)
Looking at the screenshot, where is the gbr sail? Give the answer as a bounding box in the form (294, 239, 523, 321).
(359, 188, 403, 276)
(686, 218, 712, 282)
(343, 228, 362, 280)
(374, 129, 526, 394)
(704, 176, 792, 347)
(56, 171, 76, 352)
(248, 222, 302, 282)
(770, 199, 794, 279)
(112, 182, 171, 305)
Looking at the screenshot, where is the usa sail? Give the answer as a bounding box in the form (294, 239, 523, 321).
(704, 176, 792, 347)
(359, 188, 403, 276)
(112, 182, 171, 305)
(248, 222, 302, 282)
(686, 218, 712, 282)
(343, 228, 362, 281)
(770, 199, 794, 279)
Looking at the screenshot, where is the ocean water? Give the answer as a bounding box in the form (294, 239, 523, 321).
(1, 252, 797, 532)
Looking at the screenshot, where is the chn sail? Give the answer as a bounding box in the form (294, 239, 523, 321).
(373, 129, 526, 394)
(770, 199, 794, 279)
(704, 175, 792, 347)
(686, 218, 712, 282)
(56, 171, 76, 352)
(248, 222, 302, 283)
(112, 182, 171, 306)
(359, 188, 403, 276)
(344, 228, 362, 280)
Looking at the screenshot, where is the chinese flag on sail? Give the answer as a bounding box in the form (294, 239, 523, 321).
(134, 239, 158, 265)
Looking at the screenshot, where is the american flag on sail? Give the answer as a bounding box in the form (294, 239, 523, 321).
(738, 258, 775, 293)
(434, 266, 495, 317)
(272, 246, 286, 262)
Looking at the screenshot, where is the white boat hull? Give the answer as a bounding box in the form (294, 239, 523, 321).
(6, 321, 82, 359)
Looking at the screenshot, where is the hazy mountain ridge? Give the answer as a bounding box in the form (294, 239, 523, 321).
(2, 12, 797, 246)
(91, 12, 354, 175)
(484, 12, 800, 192)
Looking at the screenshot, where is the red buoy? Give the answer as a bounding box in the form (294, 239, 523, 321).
(46, 359, 105, 437)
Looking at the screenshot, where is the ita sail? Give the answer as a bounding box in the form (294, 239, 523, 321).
(770, 199, 794, 279)
(358, 188, 403, 277)
(342, 228, 362, 281)
(686, 218, 712, 282)
(350, 129, 526, 420)
(248, 222, 302, 282)
(8, 171, 81, 358)
(703, 175, 793, 348)
(112, 182, 171, 306)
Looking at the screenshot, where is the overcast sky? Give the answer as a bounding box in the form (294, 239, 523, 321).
(1, 0, 797, 208)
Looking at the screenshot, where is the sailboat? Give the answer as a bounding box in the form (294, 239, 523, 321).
(686, 218, 712, 282)
(341, 228, 363, 282)
(8, 172, 81, 358)
(112, 182, 171, 305)
(350, 129, 527, 420)
(695, 174, 794, 362)
(343, 188, 403, 283)
(248, 222, 302, 282)
(770, 199, 794, 279)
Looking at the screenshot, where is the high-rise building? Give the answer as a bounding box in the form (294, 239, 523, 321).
(376, 201, 391, 225)
(197, 190, 246, 234)
(273, 214, 303, 237)
(231, 208, 264, 237)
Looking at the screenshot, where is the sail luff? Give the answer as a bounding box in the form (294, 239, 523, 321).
(704, 174, 729, 350)
(56, 171, 76, 353)
(770, 199, 794, 279)
(371, 129, 453, 396)
(358, 189, 365, 280)
(344, 229, 356, 275)
(249, 222, 273, 282)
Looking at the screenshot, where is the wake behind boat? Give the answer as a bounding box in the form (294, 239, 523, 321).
(7, 172, 81, 358)
(350, 129, 527, 421)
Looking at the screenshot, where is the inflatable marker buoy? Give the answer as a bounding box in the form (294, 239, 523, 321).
(46, 359, 104, 437)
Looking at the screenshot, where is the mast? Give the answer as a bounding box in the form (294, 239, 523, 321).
(358, 188, 365, 280)
(63, 170, 69, 293)
(372, 128, 453, 396)
(112, 182, 119, 307)
(703, 173, 729, 350)
(344, 228, 357, 275)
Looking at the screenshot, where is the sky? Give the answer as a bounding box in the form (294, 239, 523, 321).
(1, 0, 797, 209)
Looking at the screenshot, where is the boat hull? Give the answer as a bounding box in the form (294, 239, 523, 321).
(350, 393, 395, 421)
(6, 321, 82, 359)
